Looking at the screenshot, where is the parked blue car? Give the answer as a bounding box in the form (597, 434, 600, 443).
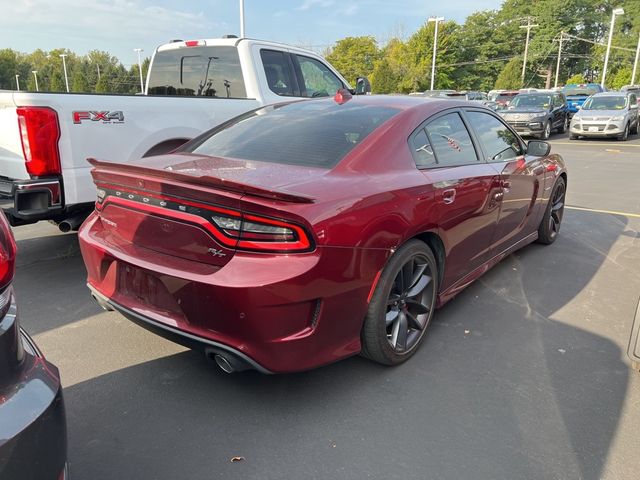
(562, 83, 605, 116)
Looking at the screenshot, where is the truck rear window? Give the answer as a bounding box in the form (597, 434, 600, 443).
(187, 100, 400, 168)
(147, 46, 247, 98)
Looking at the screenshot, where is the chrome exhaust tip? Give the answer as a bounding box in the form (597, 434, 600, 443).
(214, 354, 235, 373)
(91, 293, 113, 312)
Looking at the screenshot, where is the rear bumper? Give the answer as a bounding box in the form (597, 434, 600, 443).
(79, 211, 389, 373)
(0, 176, 64, 225)
(0, 298, 67, 480)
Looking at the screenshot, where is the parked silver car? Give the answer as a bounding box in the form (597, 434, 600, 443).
(570, 91, 639, 141)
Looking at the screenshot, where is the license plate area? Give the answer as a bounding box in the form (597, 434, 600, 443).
(117, 264, 182, 318)
(588, 126, 599, 132)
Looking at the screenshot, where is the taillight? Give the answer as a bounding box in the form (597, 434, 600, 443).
(210, 212, 311, 252)
(0, 211, 17, 290)
(16, 106, 61, 177)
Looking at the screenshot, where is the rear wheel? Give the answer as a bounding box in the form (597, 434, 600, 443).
(558, 116, 568, 134)
(361, 240, 438, 366)
(537, 177, 566, 245)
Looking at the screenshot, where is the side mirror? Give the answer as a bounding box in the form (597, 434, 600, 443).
(576, 105, 582, 110)
(527, 140, 551, 157)
(630, 103, 638, 110)
(355, 77, 371, 95)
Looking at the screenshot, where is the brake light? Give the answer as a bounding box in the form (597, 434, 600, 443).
(0, 211, 17, 290)
(184, 40, 202, 47)
(16, 106, 61, 177)
(210, 212, 311, 251)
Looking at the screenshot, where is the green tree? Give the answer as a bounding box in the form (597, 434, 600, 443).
(326, 36, 380, 85)
(495, 57, 522, 89)
(611, 67, 632, 90)
(565, 73, 586, 85)
(71, 63, 90, 92)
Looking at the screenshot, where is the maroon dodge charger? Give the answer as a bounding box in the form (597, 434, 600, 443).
(79, 94, 566, 373)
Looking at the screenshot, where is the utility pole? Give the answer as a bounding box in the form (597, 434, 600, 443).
(632, 33, 640, 86)
(97, 63, 101, 81)
(32, 71, 39, 92)
(59, 54, 70, 92)
(519, 17, 538, 85)
(427, 16, 444, 91)
(134, 48, 144, 93)
(239, 0, 245, 38)
(602, 7, 624, 88)
(15, 74, 20, 91)
(554, 32, 564, 89)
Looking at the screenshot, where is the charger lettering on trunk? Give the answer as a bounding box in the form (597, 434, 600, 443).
(73, 111, 125, 124)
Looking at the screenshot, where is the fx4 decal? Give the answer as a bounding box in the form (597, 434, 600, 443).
(73, 111, 125, 124)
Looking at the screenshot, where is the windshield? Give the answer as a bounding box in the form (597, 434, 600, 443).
(496, 93, 517, 101)
(510, 94, 551, 109)
(563, 85, 600, 96)
(581, 96, 627, 110)
(187, 100, 400, 168)
(147, 46, 247, 98)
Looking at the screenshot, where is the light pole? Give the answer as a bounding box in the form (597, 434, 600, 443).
(519, 17, 538, 85)
(59, 54, 70, 92)
(239, 0, 245, 38)
(15, 74, 20, 91)
(632, 33, 640, 86)
(134, 48, 144, 93)
(32, 71, 39, 92)
(602, 7, 624, 88)
(427, 16, 444, 91)
(554, 32, 564, 89)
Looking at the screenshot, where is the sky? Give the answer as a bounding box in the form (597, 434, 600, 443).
(0, 0, 503, 65)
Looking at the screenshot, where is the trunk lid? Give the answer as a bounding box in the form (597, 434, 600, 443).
(90, 153, 323, 267)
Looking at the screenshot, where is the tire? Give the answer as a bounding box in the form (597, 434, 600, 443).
(618, 123, 629, 141)
(569, 134, 578, 140)
(537, 176, 566, 245)
(558, 116, 568, 134)
(540, 120, 551, 140)
(631, 121, 639, 135)
(361, 240, 438, 366)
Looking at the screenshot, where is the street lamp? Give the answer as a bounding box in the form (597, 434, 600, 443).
(601, 7, 624, 88)
(15, 74, 20, 91)
(32, 71, 39, 92)
(134, 48, 144, 93)
(239, 0, 245, 38)
(59, 54, 70, 92)
(427, 16, 444, 91)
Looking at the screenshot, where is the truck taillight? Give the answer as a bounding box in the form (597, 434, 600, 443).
(16, 106, 62, 177)
(0, 211, 17, 290)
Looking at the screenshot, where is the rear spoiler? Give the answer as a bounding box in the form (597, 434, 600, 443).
(87, 158, 315, 204)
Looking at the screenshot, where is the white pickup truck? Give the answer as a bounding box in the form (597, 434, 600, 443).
(0, 36, 368, 230)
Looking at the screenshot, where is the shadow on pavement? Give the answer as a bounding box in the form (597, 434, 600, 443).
(62, 208, 632, 480)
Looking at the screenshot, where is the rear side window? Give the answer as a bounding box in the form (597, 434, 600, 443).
(410, 129, 435, 168)
(261, 49, 296, 97)
(422, 112, 477, 167)
(189, 101, 399, 168)
(147, 46, 247, 98)
(466, 111, 522, 162)
(295, 55, 344, 98)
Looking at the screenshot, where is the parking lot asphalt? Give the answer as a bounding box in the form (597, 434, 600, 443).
(12, 132, 640, 480)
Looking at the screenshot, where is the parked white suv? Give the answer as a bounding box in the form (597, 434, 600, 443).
(570, 91, 639, 141)
(0, 37, 368, 229)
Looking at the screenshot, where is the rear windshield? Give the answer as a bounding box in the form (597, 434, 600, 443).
(563, 85, 600, 96)
(147, 46, 247, 98)
(187, 100, 400, 168)
(496, 93, 517, 101)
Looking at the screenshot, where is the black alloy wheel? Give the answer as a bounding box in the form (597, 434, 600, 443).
(537, 176, 566, 245)
(361, 240, 438, 365)
(558, 116, 568, 134)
